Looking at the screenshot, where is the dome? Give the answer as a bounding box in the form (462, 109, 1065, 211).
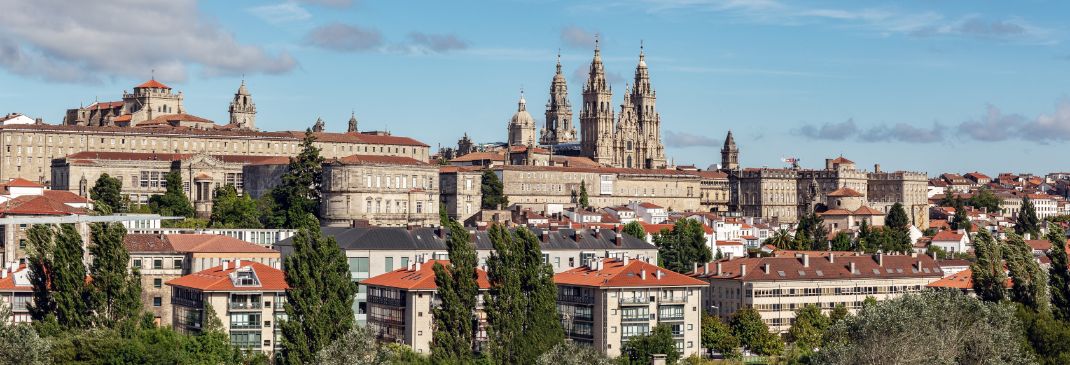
(510, 92, 534, 126)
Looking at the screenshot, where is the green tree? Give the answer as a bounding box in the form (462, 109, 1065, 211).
(90, 173, 126, 214)
(619, 324, 680, 365)
(484, 225, 562, 364)
(971, 229, 1008, 303)
(578, 179, 589, 208)
(480, 169, 508, 210)
(26, 224, 92, 328)
(0, 303, 50, 365)
(765, 229, 793, 249)
(264, 130, 325, 229)
(314, 324, 388, 365)
(430, 215, 479, 363)
(654, 219, 713, 273)
(622, 221, 646, 241)
(817, 290, 1034, 365)
(536, 341, 613, 365)
(886, 202, 910, 231)
(968, 187, 1002, 214)
(1048, 226, 1070, 321)
(149, 171, 195, 219)
(209, 184, 263, 228)
(794, 209, 829, 251)
(951, 198, 971, 232)
(829, 304, 849, 324)
(1016, 197, 1042, 238)
(1005, 233, 1049, 311)
(280, 215, 356, 365)
(729, 307, 783, 356)
(701, 314, 740, 358)
(88, 221, 142, 327)
(1016, 306, 1070, 365)
(829, 231, 853, 251)
(787, 304, 830, 356)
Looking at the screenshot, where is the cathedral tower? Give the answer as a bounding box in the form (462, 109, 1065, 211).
(228, 80, 256, 130)
(580, 36, 616, 166)
(721, 130, 739, 170)
(347, 111, 358, 133)
(542, 51, 577, 145)
(630, 43, 665, 169)
(613, 85, 641, 168)
(507, 90, 537, 146)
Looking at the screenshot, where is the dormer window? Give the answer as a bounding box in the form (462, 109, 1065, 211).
(230, 267, 261, 287)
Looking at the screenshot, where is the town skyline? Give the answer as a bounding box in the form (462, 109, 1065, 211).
(1, 0, 1068, 174)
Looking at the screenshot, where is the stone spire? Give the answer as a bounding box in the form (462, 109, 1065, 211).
(630, 40, 664, 169)
(580, 34, 616, 166)
(312, 117, 325, 132)
(347, 111, 358, 133)
(721, 130, 739, 170)
(228, 79, 256, 130)
(542, 49, 577, 145)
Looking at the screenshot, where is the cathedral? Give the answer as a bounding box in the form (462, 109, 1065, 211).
(507, 39, 667, 169)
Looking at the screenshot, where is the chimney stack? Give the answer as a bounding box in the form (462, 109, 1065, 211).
(541, 231, 549, 243)
(235, 259, 241, 268)
(915, 260, 923, 271)
(656, 270, 664, 280)
(640, 270, 647, 280)
(763, 263, 771, 274)
(623, 256, 630, 265)
(223, 261, 229, 271)
(874, 253, 884, 266)
(874, 163, 881, 173)
(1, 270, 7, 279)
(801, 254, 810, 268)
(593, 227, 600, 239)
(828, 254, 835, 263)
(825, 158, 833, 170)
(437, 227, 447, 239)
(849, 261, 856, 274)
(615, 232, 623, 246)
(715, 262, 722, 276)
(693, 263, 700, 273)
(740, 264, 747, 277)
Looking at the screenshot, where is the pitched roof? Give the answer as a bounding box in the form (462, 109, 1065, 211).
(695, 170, 729, 179)
(62, 151, 289, 165)
(135, 79, 171, 89)
(0, 265, 31, 292)
(554, 258, 706, 288)
(696, 253, 943, 281)
(638, 202, 664, 209)
(932, 231, 965, 242)
(361, 260, 490, 290)
(139, 113, 215, 126)
(826, 187, 864, 197)
(166, 261, 287, 292)
(0, 123, 429, 147)
(124, 234, 277, 254)
(0, 194, 87, 216)
(333, 154, 428, 166)
(4, 178, 42, 188)
(830, 156, 854, 164)
(927, 268, 1012, 290)
(450, 151, 505, 163)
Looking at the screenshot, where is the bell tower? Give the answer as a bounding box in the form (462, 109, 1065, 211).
(228, 79, 256, 130)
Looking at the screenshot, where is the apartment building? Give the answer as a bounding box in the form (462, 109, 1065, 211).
(361, 259, 491, 354)
(0, 264, 31, 323)
(695, 252, 944, 333)
(554, 257, 706, 358)
(125, 233, 281, 325)
(168, 261, 287, 356)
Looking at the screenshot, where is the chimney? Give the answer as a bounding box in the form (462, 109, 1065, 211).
(825, 158, 833, 170)
(849, 261, 856, 274)
(1, 270, 6, 279)
(874, 253, 884, 266)
(640, 270, 647, 280)
(222, 261, 229, 271)
(235, 259, 241, 268)
(615, 233, 623, 246)
(715, 262, 722, 276)
(541, 231, 549, 243)
(437, 227, 446, 239)
(740, 264, 747, 277)
(763, 263, 771, 274)
(623, 256, 630, 266)
(828, 254, 835, 263)
(656, 270, 664, 280)
(693, 263, 700, 273)
(593, 227, 600, 239)
(915, 260, 923, 271)
(874, 163, 881, 173)
(801, 254, 810, 268)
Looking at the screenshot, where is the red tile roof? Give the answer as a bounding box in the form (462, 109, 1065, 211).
(167, 262, 287, 292)
(555, 258, 706, 288)
(135, 79, 171, 89)
(0, 265, 31, 292)
(450, 151, 505, 163)
(63, 151, 289, 165)
(639, 202, 664, 209)
(361, 260, 490, 290)
(0, 194, 87, 216)
(139, 113, 215, 126)
(932, 231, 965, 242)
(113, 114, 132, 123)
(88, 101, 124, 110)
(826, 187, 864, 197)
(695, 170, 728, 179)
(4, 178, 42, 188)
(124, 234, 277, 254)
(927, 268, 1012, 290)
(830, 156, 854, 164)
(0, 124, 429, 147)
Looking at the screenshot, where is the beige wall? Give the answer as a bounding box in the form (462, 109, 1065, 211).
(172, 287, 286, 356)
(500, 168, 701, 213)
(439, 170, 482, 223)
(321, 163, 440, 227)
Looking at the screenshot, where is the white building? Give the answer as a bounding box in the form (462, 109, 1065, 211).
(930, 230, 970, 254)
(630, 202, 668, 224)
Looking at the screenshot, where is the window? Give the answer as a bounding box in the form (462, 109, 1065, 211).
(385, 257, 394, 272)
(173, 259, 183, 269)
(153, 297, 162, 307)
(153, 278, 162, 288)
(153, 259, 163, 269)
(349, 257, 370, 278)
(622, 324, 650, 338)
(400, 257, 410, 268)
(133, 259, 142, 268)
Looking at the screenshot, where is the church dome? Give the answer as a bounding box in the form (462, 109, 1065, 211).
(510, 93, 535, 126)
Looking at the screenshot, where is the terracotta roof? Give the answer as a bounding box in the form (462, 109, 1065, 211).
(0, 124, 428, 147)
(830, 156, 854, 164)
(113, 114, 132, 123)
(716, 240, 744, 246)
(554, 258, 706, 288)
(42, 190, 89, 204)
(927, 268, 1012, 290)
(639, 202, 664, 209)
(932, 231, 965, 242)
(851, 206, 885, 215)
(124, 234, 177, 253)
(139, 113, 215, 126)
(499, 164, 702, 178)
(361, 260, 490, 290)
(135, 79, 171, 89)
(0, 265, 31, 292)
(695, 170, 728, 179)
(166, 262, 287, 292)
(88, 101, 124, 110)
(549, 155, 600, 167)
(508, 145, 550, 154)
(696, 254, 943, 281)
(0, 194, 87, 216)
(124, 234, 276, 254)
(334, 154, 428, 166)
(450, 151, 505, 163)
(62, 151, 288, 165)
(286, 131, 429, 147)
(826, 187, 864, 197)
(964, 172, 991, 181)
(4, 178, 42, 188)
(438, 166, 483, 173)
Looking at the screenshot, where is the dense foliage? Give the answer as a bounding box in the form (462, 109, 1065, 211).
(26, 224, 91, 328)
(619, 324, 680, 365)
(968, 187, 1002, 214)
(87, 222, 142, 327)
(263, 130, 325, 229)
(654, 219, 713, 273)
(578, 179, 589, 208)
(536, 341, 613, 365)
(209, 184, 263, 228)
(1048, 226, 1070, 321)
(89, 173, 126, 214)
(729, 307, 782, 356)
(622, 221, 646, 241)
(700, 314, 740, 359)
(971, 229, 1009, 302)
(1016, 197, 1041, 238)
(430, 215, 480, 363)
(149, 171, 195, 220)
(480, 169, 508, 210)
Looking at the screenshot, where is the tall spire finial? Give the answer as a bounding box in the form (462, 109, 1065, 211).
(151, 69, 155, 80)
(556, 49, 562, 73)
(594, 33, 600, 52)
(518, 87, 526, 111)
(640, 39, 644, 55)
(241, 73, 245, 85)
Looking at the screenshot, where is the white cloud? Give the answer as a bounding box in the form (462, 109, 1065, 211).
(249, 2, 313, 24)
(561, 26, 597, 49)
(0, 0, 296, 84)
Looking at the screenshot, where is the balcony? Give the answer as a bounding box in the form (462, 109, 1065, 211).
(658, 296, 687, 304)
(558, 294, 594, 304)
(659, 315, 685, 321)
(568, 330, 594, 339)
(368, 295, 404, 307)
(230, 322, 262, 330)
(229, 302, 262, 310)
(619, 297, 650, 305)
(369, 315, 405, 326)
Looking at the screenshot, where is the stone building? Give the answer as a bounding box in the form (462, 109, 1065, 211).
(439, 166, 483, 223)
(64, 79, 189, 127)
(579, 40, 666, 169)
(51, 152, 287, 216)
(228, 80, 257, 130)
(720, 131, 739, 171)
(541, 53, 577, 145)
(555, 257, 706, 358)
(0, 179, 91, 264)
(696, 170, 730, 213)
(733, 168, 800, 223)
(494, 165, 702, 213)
(507, 92, 537, 147)
(319, 155, 441, 227)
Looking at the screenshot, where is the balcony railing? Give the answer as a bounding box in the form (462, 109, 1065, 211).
(230, 322, 262, 330)
(229, 302, 262, 310)
(619, 297, 650, 305)
(368, 295, 404, 307)
(369, 315, 405, 326)
(659, 315, 685, 321)
(558, 294, 594, 304)
(658, 296, 687, 304)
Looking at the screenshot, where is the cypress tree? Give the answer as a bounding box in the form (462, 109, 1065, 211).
(951, 198, 971, 232)
(26, 224, 92, 328)
(90, 173, 126, 214)
(266, 130, 325, 229)
(280, 214, 356, 365)
(484, 224, 562, 364)
(430, 216, 479, 363)
(480, 169, 508, 209)
(1016, 197, 1041, 238)
(1047, 226, 1070, 321)
(88, 221, 142, 327)
(25, 225, 56, 322)
(970, 230, 1008, 303)
(886, 202, 910, 232)
(578, 180, 589, 208)
(622, 221, 646, 241)
(1005, 233, 1049, 311)
(654, 219, 712, 273)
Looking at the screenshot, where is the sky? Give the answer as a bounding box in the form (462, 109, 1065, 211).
(0, 0, 1068, 176)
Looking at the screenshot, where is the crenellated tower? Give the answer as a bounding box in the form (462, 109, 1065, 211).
(542, 51, 577, 145)
(580, 36, 616, 166)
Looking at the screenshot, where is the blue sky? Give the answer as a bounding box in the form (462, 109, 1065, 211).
(1, 0, 1068, 176)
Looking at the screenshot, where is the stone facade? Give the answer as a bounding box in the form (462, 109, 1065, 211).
(579, 40, 666, 169)
(318, 155, 441, 227)
(507, 92, 537, 147)
(541, 53, 577, 145)
(65, 79, 187, 127)
(697, 171, 730, 213)
(438, 166, 483, 223)
(496, 165, 702, 213)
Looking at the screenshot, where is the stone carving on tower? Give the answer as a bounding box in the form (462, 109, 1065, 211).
(507, 90, 537, 146)
(312, 117, 325, 132)
(228, 80, 256, 130)
(630, 43, 666, 169)
(580, 36, 616, 166)
(612, 85, 641, 168)
(721, 130, 739, 170)
(347, 112, 358, 133)
(541, 51, 577, 145)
